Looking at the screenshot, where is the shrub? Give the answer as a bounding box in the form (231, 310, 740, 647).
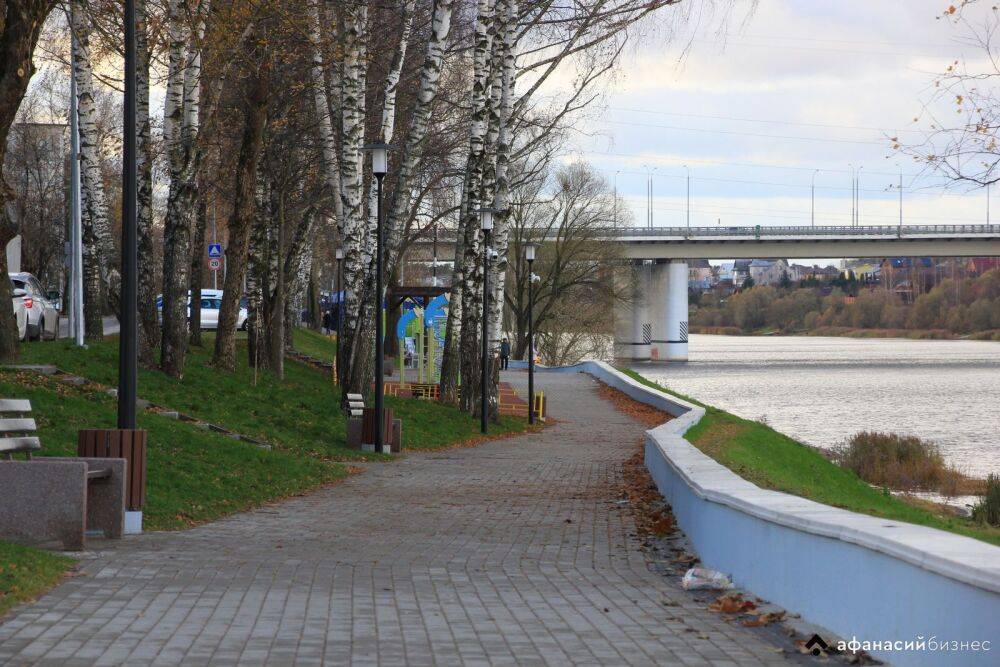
(835, 431, 948, 492)
(972, 474, 1000, 527)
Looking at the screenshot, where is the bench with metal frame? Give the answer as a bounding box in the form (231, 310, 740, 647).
(0, 399, 126, 550)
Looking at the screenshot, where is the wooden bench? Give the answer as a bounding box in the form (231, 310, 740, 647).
(0, 399, 126, 550)
(345, 394, 402, 453)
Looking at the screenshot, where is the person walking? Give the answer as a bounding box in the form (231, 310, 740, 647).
(499, 338, 511, 371)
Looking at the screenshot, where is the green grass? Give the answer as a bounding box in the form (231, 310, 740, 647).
(0, 541, 73, 618)
(0, 370, 344, 530)
(292, 327, 338, 361)
(18, 337, 528, 459)
(618, 368, 1000, 546)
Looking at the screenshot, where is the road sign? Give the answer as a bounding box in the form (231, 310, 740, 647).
(207, 243, 223, 258)
(209, 258, 222, 271)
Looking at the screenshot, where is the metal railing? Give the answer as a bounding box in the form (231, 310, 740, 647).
(413, 224, 997, 243)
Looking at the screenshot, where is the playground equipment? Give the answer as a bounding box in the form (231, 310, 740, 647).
(395, 294, 448, 389)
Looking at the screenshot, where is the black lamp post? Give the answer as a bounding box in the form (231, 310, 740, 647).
(524, 243, 537, 424)
(363, 142, 389, 451)
(118, 0, 138, 429)
(477, 208, 494, 434)
(335, 247, 344, 394)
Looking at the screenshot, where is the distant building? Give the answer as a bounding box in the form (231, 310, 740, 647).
(732, 259, 752, 287)
(688, 259, 713, 291)
(749, 258, 790, 286)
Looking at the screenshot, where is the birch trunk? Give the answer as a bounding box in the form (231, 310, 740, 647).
(161, 0, 209, 377)
(489, 0, 517, 369)
(309, 1, 343, 232)
(441, 0, 494, 410)
(384, 0, 457, 271)
(136, 0, 158, 365)
(71, 1, 113, 341)
(337, 1, 370, 393)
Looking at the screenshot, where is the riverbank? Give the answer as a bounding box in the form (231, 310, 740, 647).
(690, 324, 1000, 340)
(620, 368, 1000, 546)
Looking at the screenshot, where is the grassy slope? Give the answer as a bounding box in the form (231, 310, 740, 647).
(0, 541, 73, 619)
(0, 370, 344, 531)
(619, 368, 1000, 546)
(19, 336, 527, 457)
(291, 327, 338, 360)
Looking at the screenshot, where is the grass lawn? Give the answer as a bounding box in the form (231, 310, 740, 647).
(0, 541, 73, 619)
(19, 336, 529, 459)
(292, 327, 338, 361)
(0, 370, 345, 531)
(619, 368, 1000, 546)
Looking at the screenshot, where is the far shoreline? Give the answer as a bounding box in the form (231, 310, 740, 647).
(690, 325, 1000, 342)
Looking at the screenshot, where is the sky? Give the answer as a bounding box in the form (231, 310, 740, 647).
(564, 0, 995, 234)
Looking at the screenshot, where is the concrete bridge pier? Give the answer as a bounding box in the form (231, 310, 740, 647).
(650, 259, 688, 362)
(613, 261, 651, 361)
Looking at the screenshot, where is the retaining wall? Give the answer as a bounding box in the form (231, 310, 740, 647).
(544, 361, 999, 666)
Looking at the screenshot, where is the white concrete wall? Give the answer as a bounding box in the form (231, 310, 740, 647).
(542, 361, 1000, 666)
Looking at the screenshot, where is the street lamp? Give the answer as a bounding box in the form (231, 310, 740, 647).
(363, 141, 390, 451)
(476, 207, 495, 434)
(335, 247, 344, 396)
(811, 169, 819, 228)
(524, 243, 538, 424)
(118, 0, 138, 429)
(683, 164, 691, 235)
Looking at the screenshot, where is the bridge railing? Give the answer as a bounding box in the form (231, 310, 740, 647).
(410, 223, 997, 243)
(600, 223, 998, 238)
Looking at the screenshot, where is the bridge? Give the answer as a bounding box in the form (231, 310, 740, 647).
(405, 224, 1000, 363)
(410, 224, 1000, 258)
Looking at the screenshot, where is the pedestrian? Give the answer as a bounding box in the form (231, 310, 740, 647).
(499, 338, 511, 371)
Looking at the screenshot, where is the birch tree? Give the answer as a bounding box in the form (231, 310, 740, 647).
(441, 0, 495, 407)
(336, 0, 370, 392)
(71, 0, 115, 340)
(161, 0, 209, 377)
(136, 0, 158, 364)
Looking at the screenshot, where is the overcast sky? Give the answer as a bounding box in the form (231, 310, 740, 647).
(567, 0, 993, 232)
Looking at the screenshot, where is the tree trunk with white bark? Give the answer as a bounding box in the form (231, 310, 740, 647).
(71, 1, 114, 341)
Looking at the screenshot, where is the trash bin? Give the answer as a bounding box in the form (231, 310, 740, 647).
(78, 429, 147, 534)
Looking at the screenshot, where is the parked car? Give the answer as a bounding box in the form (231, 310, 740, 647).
(10, 284, 28, 341)
(9, 272, 58, 340)
(156, 289, 248, 330)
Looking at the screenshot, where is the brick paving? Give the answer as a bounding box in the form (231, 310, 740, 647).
(0, 371, 790, 666)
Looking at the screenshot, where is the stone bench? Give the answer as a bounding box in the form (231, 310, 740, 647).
(0, 399, 125, 551)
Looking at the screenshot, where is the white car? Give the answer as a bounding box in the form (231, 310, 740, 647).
(156, 289, 248, 330)
(9, 272, 58, 340)
(10, 285, 28, 341)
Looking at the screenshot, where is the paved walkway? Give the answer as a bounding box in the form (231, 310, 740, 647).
(0, 371, 790, 666)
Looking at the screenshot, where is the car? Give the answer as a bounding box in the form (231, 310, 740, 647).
(9, 272, 58, 341)
(10, 284, 28, 341)
(156, 290, 249, 330)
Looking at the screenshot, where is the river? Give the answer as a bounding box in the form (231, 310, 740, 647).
(630, 335, 1000, 478)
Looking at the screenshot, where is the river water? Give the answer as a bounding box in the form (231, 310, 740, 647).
(630, 335, 1000, 478)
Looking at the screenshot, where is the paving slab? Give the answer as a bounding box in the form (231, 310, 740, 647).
(0, 371, 791, 666)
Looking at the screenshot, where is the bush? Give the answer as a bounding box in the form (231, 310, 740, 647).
(835, 431, 949, 492)
(972, 474, 1000, 527)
